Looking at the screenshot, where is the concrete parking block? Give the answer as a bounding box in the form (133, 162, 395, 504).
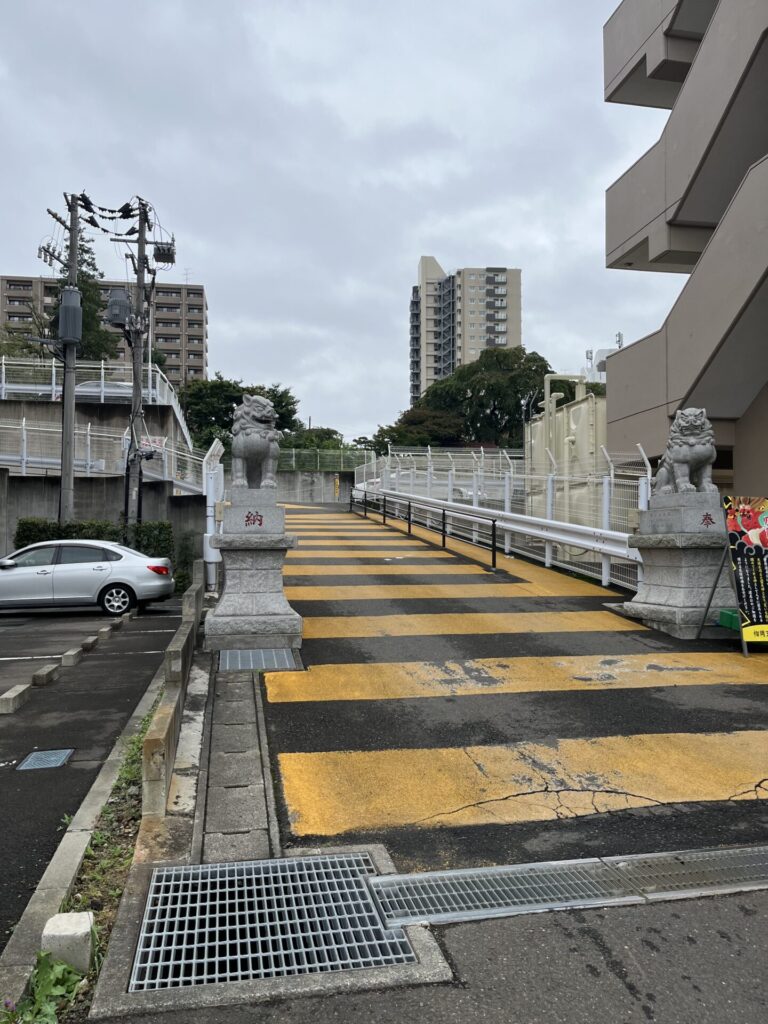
(97, 625, 112, 639)
(41, 911, 94, 974)
(31, 663, 59, 687)
(0, 683, 32, 714)
(81, 635, 99, 651)
(61, 646, 83, 667)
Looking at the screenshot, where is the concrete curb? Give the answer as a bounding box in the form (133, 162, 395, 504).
(0, 662, 166, 1006)
(254, 672, 282, 857)
(0, 683, 32, 714)
(32, 663, 60, 687)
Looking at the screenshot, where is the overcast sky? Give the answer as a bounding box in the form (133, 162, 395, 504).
(0, 1, 684, 439)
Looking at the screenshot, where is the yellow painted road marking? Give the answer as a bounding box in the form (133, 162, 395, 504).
(286, 549, 457, 560)
(302, 611, 644, 638)
(266, 651, 768, 702)
(283, 582, 607, 601)
(296, 539, 426, 548)
(283, 564, 491, 576)
(278, 730, 768, 835)
(364, 514, 620, 596)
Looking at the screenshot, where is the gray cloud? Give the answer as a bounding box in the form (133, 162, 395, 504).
(0, 0, 684, 439)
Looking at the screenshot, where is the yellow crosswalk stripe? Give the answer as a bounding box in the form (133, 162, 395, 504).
(266, 651, 768, 702)
(278, 730, 768, 835)
(295, 539, 426, 548)
(302, 611, 644, 638)
(283, 564, 490, 576)
(286, 549, 457, 560)
(283, 582, 606, 601)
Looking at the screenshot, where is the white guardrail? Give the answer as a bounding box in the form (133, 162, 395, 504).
(351, 486, 642, 590)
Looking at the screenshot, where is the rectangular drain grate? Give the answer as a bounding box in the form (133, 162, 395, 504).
(369, 845, 768, 927)
(605, 845, 768, 900)
(17, 748, 74, 770)
(219, 649, 296, 672)
(130, 854, 416, 991)
(370, 859, 641, 926)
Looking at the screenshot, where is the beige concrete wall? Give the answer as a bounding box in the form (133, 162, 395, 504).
(734, 383, 768, 494)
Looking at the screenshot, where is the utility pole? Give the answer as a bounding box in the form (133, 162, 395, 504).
(58, 195, 82, 523)
(126, 199, 148, 525)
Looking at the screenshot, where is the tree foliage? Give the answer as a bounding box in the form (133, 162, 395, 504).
(47, 234, 119, 361)
(282, 425, 345, 450)
(179, 372, 300, 452)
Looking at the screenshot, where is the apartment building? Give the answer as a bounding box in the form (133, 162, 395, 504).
(603, 0, 767, 491)
(0, 275, 209, 387)
(410, 256, 522, 403)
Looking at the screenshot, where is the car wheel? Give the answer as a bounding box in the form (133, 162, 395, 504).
(100, 584, 135, 616)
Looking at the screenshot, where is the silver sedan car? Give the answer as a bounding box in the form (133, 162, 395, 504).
(0, 540, 175, 615)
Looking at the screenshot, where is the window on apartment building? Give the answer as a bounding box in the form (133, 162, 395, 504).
(156, 305, 180, 313)
(6, 281, 32, 290)
(187, 305, 203, 314)
(187, 290, 203, 298)
(7, 314, 32, 322)
(6, 298, 25, 306)
(187, 320, 203, 329)
(157, 290, 181, 298)
(495, 287, 507, 295)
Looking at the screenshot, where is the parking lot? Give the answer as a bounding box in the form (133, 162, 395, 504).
(0, 602, 180, 954)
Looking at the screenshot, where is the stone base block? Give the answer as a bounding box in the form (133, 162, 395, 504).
(42, 911, 94, 974)
(205, 631, 303, 651)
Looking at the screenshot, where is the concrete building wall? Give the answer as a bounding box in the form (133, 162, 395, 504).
(604, 0, 768, 488)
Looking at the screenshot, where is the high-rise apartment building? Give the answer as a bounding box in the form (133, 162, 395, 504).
(0, 275, 208, 387)
(410, 256, 521, 403)
(603, 0, 767, 491)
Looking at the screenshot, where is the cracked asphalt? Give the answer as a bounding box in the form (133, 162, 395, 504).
(264, 508, 768, 869)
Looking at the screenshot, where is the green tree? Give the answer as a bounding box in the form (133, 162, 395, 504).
(282, 425, 344, 450)
(421, 347, 554, 447)
(47, 234, 119, 361)
(179, 373, 300, 452)
(368, 407, 466, 454)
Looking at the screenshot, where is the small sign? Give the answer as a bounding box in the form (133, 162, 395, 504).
(724, 496, 768, 644)
(244, 511, 263, 528)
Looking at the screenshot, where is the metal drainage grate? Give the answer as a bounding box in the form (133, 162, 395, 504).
(370, 858, 641, 926)
(219, 649, 296, 672)
(605, 845, 768, 900)
(17, 748, 74, 771)
(129, 854, 416, 992)
(369, 845, 768, 927)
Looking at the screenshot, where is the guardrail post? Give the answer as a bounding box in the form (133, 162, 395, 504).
(441, 508, 446, 548)
(545, 474, 555, 567)
(383, 495, 387, 524)
(601, 475, 612, 587)
(50, 359, 56, 400)
(638, 475, 650, 512)
(1, 356, 5, 400)
(21, 417, 27, 475)
(503, 470, 511, 553)
(447, 467, 455, 503)
(491, 519, 497, 569)
(407, 501, 412, 534)
(472, 471, 479, 543)
(363, 491, 368, 517)
(86, 423, 92, 476)
(100, 361, 105, 403)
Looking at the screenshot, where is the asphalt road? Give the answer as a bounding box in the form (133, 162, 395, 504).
(98, 890, 768, 1024)
(0, 602, 180, 954)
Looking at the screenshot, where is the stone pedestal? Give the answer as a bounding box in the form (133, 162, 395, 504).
(624, 492, 733, 639)
(204, 486, 302, 651)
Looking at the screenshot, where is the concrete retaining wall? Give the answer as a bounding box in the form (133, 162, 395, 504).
(142, 578, 205, 818)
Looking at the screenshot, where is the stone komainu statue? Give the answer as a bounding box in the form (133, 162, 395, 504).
(652, 408, 718, 495)
(230, 393, 282, 489)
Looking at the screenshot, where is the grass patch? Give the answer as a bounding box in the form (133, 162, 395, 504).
(51, 700, 159, 1023)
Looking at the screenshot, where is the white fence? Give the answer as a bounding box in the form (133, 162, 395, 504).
(0, 357, 193, 448)
(0, 417, 210, 494)
(355, 447, 651, 591)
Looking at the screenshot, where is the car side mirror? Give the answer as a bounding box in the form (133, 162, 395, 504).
(0, 558, 17, 569)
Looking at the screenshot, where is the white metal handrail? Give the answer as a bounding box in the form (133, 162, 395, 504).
(355, 487, 641, 563)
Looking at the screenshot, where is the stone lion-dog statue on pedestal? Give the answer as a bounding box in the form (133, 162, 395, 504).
(231, 393, 282, 489)
(652, 407, 718, 495)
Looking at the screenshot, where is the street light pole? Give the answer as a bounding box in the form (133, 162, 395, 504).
(126, 200, 148, 525)
(59, 195, 82, 524)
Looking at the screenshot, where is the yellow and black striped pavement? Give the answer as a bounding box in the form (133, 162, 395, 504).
(263, 506, 768, 870)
